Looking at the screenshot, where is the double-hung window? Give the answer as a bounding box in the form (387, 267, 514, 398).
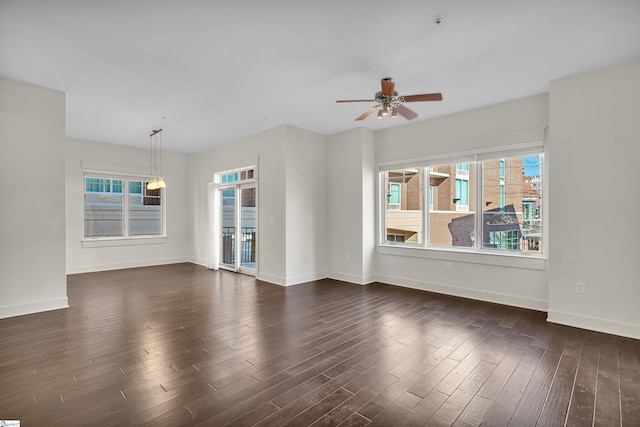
(84, 174, 164, 238)
(381, 142, 544, 255)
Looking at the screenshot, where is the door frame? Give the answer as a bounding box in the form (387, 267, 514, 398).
(216, 181, 257, 276)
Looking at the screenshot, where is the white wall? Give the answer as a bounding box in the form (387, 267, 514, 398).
(327, 128, 376, 284)
(188, 124, 331, 286)
(0, 78, 68, 318)
(284, 126, 328, 284)
(361, 128, 377, 282)
(377, 94, 550, 162)
(65, 138, 189, 273)
(374, 94, 550, 310)
(188, 126, 288, 283)
(547, 59, 640, 339)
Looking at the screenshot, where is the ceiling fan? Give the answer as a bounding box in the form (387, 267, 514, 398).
(336, 77, 442, 121)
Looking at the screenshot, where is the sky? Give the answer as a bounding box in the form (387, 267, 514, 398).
(522, 155, 541, 176)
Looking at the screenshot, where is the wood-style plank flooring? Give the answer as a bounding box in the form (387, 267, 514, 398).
(1, 263, 639, 426)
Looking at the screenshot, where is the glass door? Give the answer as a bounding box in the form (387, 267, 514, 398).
(220, 186, 236, 270)
(219, 183, 257, 275)
(239, 184, 256, 275)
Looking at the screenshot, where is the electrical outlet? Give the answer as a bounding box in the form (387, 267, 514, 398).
(346, 254, 350, 262)
(576, 282, 586, 294)
(446, 262, 453, 271)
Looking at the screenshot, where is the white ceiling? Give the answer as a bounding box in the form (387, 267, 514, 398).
(1, 1, 639, 153)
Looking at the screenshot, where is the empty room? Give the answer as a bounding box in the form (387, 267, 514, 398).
(1, 1, 640, 426)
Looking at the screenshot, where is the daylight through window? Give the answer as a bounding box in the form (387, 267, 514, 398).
(381, 144, 543, 255)
(84, 175, 164, 238)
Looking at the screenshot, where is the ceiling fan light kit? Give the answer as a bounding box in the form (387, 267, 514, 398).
(336, 77, 442, 121)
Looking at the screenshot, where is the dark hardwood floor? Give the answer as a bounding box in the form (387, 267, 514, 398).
(1, 263, 639, 426)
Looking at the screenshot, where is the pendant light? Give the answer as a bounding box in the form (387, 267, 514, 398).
(148, 128, 166, 190)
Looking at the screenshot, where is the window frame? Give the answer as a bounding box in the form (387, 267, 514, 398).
(378, 141, 545, 263)
(382, 167, 424, 246)
(82, 171, 167, 247)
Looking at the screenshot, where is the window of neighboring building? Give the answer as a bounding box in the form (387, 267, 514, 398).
(388, 182, 401, 208)
(85, 177, 123, 193)
(455, 163, 470, 212)
(428, 186, 435, 213)
(379, 142, 544, 256)
(522, 200, 538, 226)
(455, 178, 469, 210)
(487, 230, 519, 251)
(84, 175, 164, 238)
(456, 162, 470, 175)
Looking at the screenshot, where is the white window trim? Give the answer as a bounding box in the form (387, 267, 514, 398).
(82, 236, 167, 248)
(378, 141, 546, 267)
(81, 168, 167, 246)
(379, 244, 545, 270)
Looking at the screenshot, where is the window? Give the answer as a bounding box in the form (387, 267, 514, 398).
(219, 166, 255, 184)
(487, 230, 519, 251)
(454, 163, 470, 212)
(482, 154, 542, 253)
(386, 234, 406, 243)
(456, 162, 470, 175)
(387, 182, 401, 208)
(85, 177, 123, 193)
(380, 143, 543, 255)
(455, 178, 469, 210)
(522, 200, 538, 227)
(429, 162, 475, 248)
(383, 168, 423, 244)
(84, 175, 164, 238)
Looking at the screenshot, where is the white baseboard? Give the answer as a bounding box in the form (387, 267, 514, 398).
(257, 271, 329, 287)
(257, 272, 287, 286)
(188, 257, 207, 267)
(376, 274, 548, 312)
(0, 297, 69, 320)
(547, 310, 640, 340)
(328, 272, 376, 285)
(285, 271, 328, 286)
(67, 257, 190, 274)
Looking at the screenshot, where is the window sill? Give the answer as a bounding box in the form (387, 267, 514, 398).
(82, 236, 167, 248)
(378, 244, 545, 270)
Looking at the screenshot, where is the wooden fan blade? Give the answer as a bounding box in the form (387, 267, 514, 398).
(356, 106, 379, 121)
(395, 104, 418, 120)
(402, 93, 443, 102)
(381, 77, 395, 96)
(336, 99, 376, 103)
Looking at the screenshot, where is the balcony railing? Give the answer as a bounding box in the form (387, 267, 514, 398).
(222, 227, 256, 265)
